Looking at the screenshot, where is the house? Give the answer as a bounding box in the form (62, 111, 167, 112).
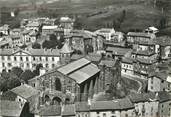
(0, 48, 60, 72)
(95, 28, 115, 41)
(10, 34, 22, 48)
(121, 57, 134, 76)
(25, 22, 40, 31)
(0, 36, 11, 49)
(145, 26, 159, 34)
(28, 58, 100, 103)
(127, 32, 156, 47)
(0, 24, 10, 35)
(155, 36, 171, 60)
(106, 47, 132, 59)
(104, 31, 126, 48)
(42, 25, 58, 35)
(128, 92, 159, 117)
(98, 59, 121, 92)
(0, 100, 26, 117)
(65, 30, 96, 54)
(133, 57, 157, 79)
(157, 91, 171, 117)
(148, 71, 171, 92)
(10, 84, 40, 113)
(90, 98, 135, 117)
(59, 17, 74, 35)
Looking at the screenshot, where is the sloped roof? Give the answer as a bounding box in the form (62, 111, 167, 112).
(155, 36, 171, 46)
(157, 91, 171, 103)
(11, 84, 39, 99)
(128, 92, 156, 103)
(62, 104, 75, 116)
(58, 58, 100, 84)
(69, 63, 100, 84)
(127, 32, 155, 38)
(60, 42, 73, 53)
(106, 47, 132, 56)
(39, 105, 61, 116)
(42, 25, 58, 30)
(75, 102, 90, 112)
(122, 57, 134, 64)
(90, 98, 134, 111)
(0, 100, 24, 117)
(58, 58, 91, 75)
(99, 60, 116, 67)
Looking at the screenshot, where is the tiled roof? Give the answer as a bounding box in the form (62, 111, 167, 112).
(0, 49, 13, 55)
(157, 91, 171, 103)
(58, 58, 91, 75)
(99, 60, 116, 67)
(0, 48, 60, 56)
(26, 22, 40, 27)
(122, 57, 134, 64)
(106, 47, 132, 56)
(85, 53, 102, 63)
(69, 63, 100, 84)
(11, 84, 39, 99)
(71, 54, 84, 61)
(62, 104, 75, 116)
(0, 100, 24, 117)
(127, 32, 155, 38)
(132, 49, 155, 56)
(75, 102, 90, 112)
(42, 25, 58, 30)
(39, 105, 61, 116)
(90, 98, 134, 111)
(128, 92, 156, 103)
(149, 71, 168, 81)
(60, 42, 73, 53)
(96, 28, 115, 33)
(70, 30, 93, 39)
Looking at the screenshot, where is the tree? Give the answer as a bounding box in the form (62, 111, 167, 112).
(7, 78, 21, 90)
(11, 67, 23, 78)
(20, 70, 36, 83)
(32, 42, 41, 49)
(33, 64, 43, 76)
(1, 69, 10, 79)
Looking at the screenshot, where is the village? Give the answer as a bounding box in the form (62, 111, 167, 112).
(0, 4, 171, 117)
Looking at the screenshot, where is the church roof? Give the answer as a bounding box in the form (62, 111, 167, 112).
(60, 42, 73, 54)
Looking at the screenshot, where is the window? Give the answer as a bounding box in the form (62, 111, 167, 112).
(46, 57, 48, 61)
(103, 113, 106, 117)
(96, 112, 99, 114)
(151, 77, 153, 84)
(46, 64, 48, 68)
(1, 56, 4, 60)
(33, 57, 35, 61)
(20, 57, 23, 61)
(151, 86, 153, 89)
(39, 57, 42, 61)
(33, 83, 35, 87)
(52, 64, 55, 68)
(8, 63, 11, 67)
(52, 57, 54, 61)
(27, 63, 30, 67)
(161, 80, 164, 83)
(7, 56, 10, 60)
(2, 63, 5, 67)
(26, 57, 28, 61)
(111, 111, 115, 114)
(14, 56, 16, 61)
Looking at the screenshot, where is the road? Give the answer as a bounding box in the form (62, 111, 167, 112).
(121, 73, 147, 93)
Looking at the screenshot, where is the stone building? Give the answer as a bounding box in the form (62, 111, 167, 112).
(98, 59, 121, 92)
(28, 58, 100, 103)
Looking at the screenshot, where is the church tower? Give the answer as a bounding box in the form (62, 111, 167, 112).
(60, 42, 73, 65)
